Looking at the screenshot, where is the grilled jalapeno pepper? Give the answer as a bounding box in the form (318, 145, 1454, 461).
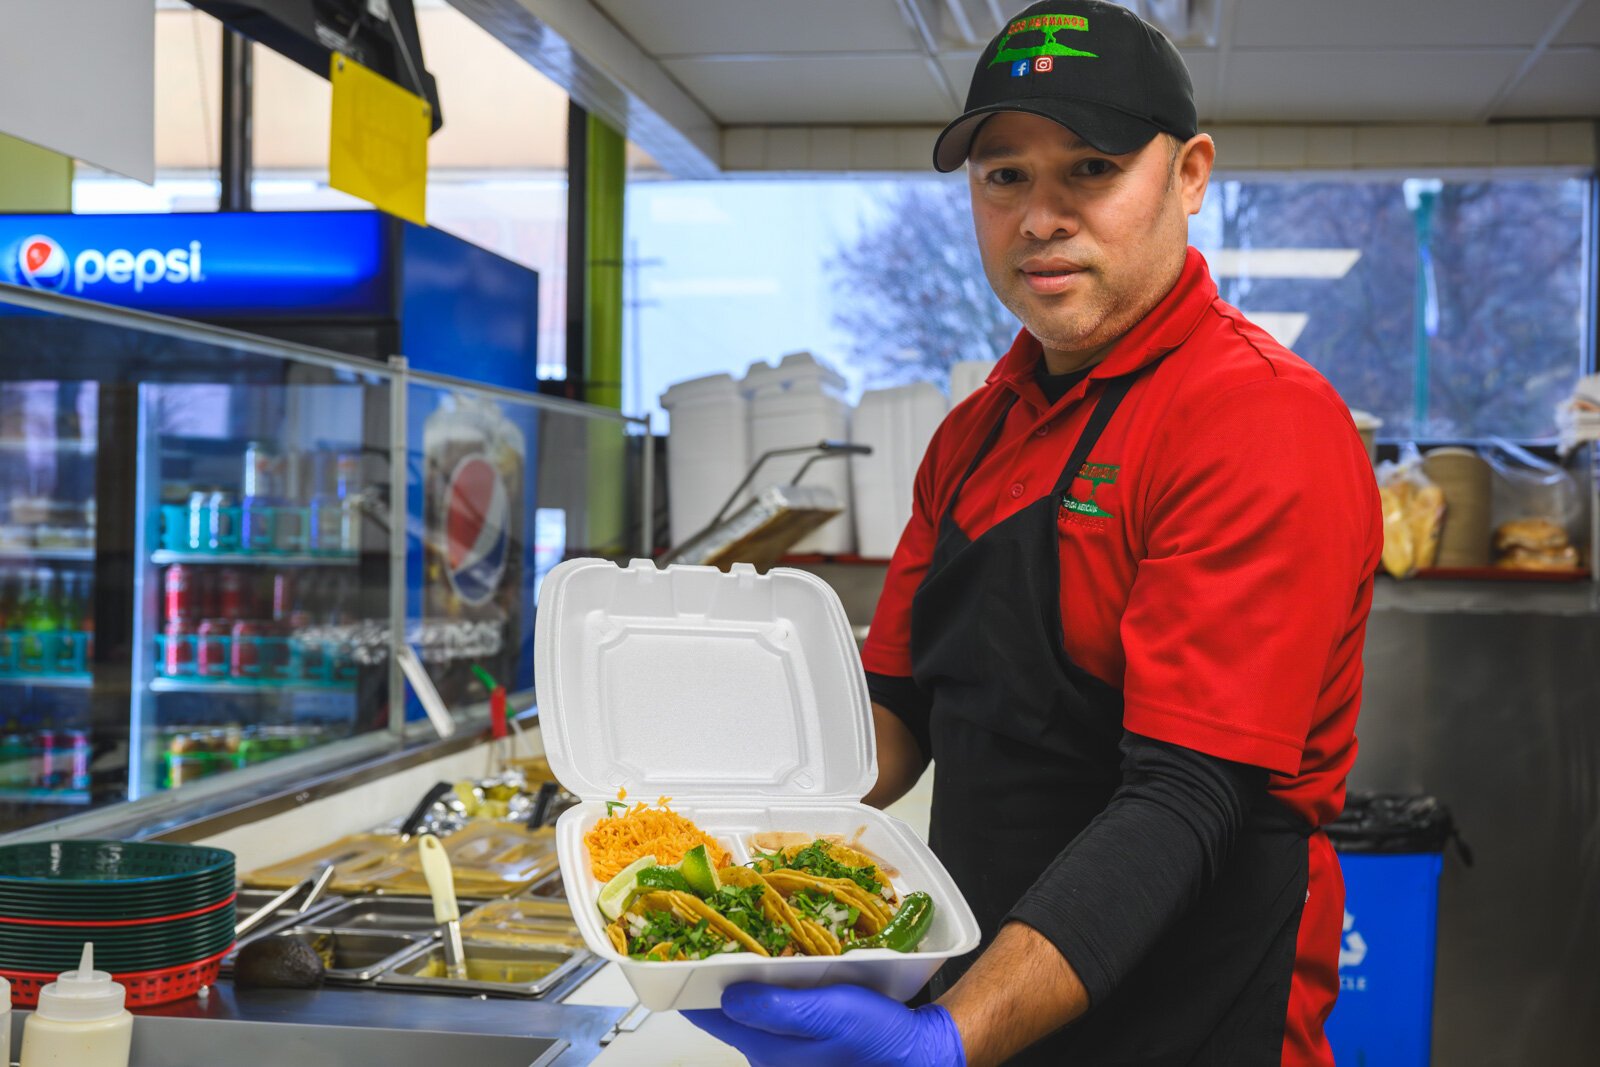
(847, 892, 934, 953)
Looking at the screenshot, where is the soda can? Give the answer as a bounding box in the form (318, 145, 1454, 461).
(187, 491, 209, 552)
(241, 441, 280, 553)
(243, 441, 278, 499)
(196, 618, 231, 677)
(35, 729, 57, 789)
(216, 568, 248, 618)
(207, 490, 237, 552)
(162, 619, 196, 677)
(163, 564, 197, 624)
(230, 619, 264, 679)
(337, 452, 363, 552)
(67, 729, 90, 791)
(271, 571, 293, 622)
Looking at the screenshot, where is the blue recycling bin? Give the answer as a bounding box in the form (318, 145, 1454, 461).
(1324, 795, 1460, 1067)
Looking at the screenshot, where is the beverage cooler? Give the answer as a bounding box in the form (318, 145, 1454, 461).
(131, 383, 387, 798)
(0, 212, 659, 841)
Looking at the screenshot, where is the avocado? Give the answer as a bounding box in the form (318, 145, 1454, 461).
(233, 934, 326, 989)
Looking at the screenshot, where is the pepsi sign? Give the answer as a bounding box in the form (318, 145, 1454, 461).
(13, 233, 203, 294)
(0, 212, 391, 317)
(444, 453, 511, 606)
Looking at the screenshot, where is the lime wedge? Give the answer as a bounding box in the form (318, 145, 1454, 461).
(678, 844, 721, 897)
(636, 866, 694, 893)
(597, 854, 656, 921)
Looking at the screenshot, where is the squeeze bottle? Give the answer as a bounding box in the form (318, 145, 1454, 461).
(1, 974, 11, 1065)
(19, 943, 132, 1067)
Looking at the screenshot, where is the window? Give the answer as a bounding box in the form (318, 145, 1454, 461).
(1191, 176, 1593, 442)
(626, 173, 1595, 442)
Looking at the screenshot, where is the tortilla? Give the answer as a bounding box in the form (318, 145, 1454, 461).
(752, 840, 900, 916)
(716, 866, 816, 956)
(761, 870, 889, 937)
(605, 889, 755, 960)
(798, 917, 841, 956)
(748, 831, 901, 880)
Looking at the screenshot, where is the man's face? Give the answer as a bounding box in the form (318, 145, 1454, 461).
(967, 112, 1209, 367)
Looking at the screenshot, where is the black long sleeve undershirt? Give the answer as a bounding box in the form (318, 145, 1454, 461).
(865, 670, 1266, 1009)
(1007, 732, 1267, 1007)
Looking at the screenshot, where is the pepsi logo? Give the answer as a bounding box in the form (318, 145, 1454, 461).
(444, 454, 510, 606)
(16, 235, 69, 291)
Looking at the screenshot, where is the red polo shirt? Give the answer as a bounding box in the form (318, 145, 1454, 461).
(862, 247, 1382, 1067)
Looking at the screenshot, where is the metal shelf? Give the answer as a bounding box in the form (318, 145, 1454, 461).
(149, 678, 355, 695)
(0, 788, 93, 805)
(0, 546, 95, 562)
(150, 550, 358, 567)
(0, 673, 93, 689)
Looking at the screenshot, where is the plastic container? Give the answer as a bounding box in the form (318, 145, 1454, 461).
(538, 557, 980, 1011)
(744, 353, 854, 555)
(949, 360, 998, 407)
(659, 373, 750, 550)
(1348, 409, 1383, 466)
(1422, 447, 1491, 567)
(851, 383, 947, 559)
(18, 943, 133, 1067)
(1325, 794, 1462, 1067)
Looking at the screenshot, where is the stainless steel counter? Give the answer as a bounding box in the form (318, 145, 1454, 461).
(7, 986, 626, 1067)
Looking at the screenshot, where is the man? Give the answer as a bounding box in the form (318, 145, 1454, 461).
(688, 2, 1381, 1064)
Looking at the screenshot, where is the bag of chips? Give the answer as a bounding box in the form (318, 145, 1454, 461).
(1376, 443, 1446, 579)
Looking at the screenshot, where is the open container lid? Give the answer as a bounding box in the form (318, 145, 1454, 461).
(535, 559, 876, 804)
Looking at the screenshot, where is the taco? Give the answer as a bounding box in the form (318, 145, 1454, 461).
(703, 867, 810, 957)
(751, 839, 900, 916)
(713, 866, 818, 956)
(605, 890, 754, 960)
(759, 869, 889, 937)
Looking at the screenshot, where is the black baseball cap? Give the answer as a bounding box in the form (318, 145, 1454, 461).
(933, 0, 1198, 172)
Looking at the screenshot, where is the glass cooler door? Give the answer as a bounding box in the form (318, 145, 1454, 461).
(130, 380, 392, 799)
(0, 382, 101, 814)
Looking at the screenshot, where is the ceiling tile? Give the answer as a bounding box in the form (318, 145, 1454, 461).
(1492, 48, 1600, 118)
(661, 54, 954, 124)
(1218, 49, 1525, 122)
(593, 0, 921, 57)
(935, 51, 983, 94)
(1180, 51, 1221, 120)
(1554, 0, 1600, 45)
(1230, 0, 1571, 48)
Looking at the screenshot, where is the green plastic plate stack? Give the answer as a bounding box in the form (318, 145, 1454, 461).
(0, 840, 236, 974)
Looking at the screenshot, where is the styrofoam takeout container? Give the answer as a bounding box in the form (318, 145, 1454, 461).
(537, 558, 980, 1011)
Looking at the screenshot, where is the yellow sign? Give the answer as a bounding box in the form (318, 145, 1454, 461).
(329, 54, 429, 225)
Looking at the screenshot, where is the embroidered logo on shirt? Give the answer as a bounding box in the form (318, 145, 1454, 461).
(1061, 461, 1120, 519)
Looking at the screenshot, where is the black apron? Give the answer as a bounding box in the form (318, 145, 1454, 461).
(910, 371, 1313, 1066)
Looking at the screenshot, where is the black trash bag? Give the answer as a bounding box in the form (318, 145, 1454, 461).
(1326, 792, 1473, 865)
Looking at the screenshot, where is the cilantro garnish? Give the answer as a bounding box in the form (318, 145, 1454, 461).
(709, 884, 793, 956)
(626, 910, 724, 960)
(605, 800, 627, 817)
(782, 841, 883, 895)
(790, 888, 860, 932)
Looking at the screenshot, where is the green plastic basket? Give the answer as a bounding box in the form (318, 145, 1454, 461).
(0, 841, 234, 884)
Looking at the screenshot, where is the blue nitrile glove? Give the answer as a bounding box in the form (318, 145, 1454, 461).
(684, 982, 966, 1067)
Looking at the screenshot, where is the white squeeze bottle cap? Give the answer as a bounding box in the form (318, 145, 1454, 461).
(37, 944, 126, 1022)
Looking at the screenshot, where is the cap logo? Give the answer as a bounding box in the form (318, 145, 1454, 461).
(990, 14, 1097, 66)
